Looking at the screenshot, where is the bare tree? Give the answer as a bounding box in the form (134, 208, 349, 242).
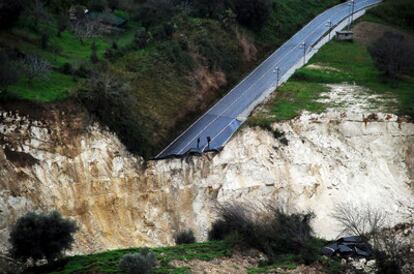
(331, 202, 387, 238)
(23, 55, 50, 84)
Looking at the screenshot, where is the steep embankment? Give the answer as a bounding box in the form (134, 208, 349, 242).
(1, 5, 414, 256)
(1, 83, 413, 255)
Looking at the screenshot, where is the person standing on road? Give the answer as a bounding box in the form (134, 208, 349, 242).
(207, 136, 211, 149)
(197, 137, 200, 149)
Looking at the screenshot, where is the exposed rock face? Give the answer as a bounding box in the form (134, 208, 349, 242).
(0, 85, 413, 254)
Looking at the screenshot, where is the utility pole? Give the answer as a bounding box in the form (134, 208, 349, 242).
(348, 0, 355, 31)
(300, 42, 307, 65)
(273, 67, 280, 86)
(325, 20, 333, 40)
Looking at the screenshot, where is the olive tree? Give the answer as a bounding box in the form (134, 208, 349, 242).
(9, 211, 78, 264)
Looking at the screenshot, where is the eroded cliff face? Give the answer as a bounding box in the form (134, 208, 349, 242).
(0, 85, 413, 255)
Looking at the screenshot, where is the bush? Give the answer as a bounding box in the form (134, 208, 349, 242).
(9, 211, 78, 264)
(40, 33, 49, 49)
(74, 62, 93, 78)
(90, 41, 99, 63)
(89, 0, 108, 12)
(0, 51, 20, 90)
(208, 219, 232, 241)
(374, 250, 402, 274)
(0, 0, 24, 29)
(230, 0, 272, 29)
(77, 68, 150, 158)
(192, 0, 225, 18)
(60, 63, 73, 75)
(368, 32, 414, 79)
(209, 203, 317, 263)
(175, 229, 196, 244)
(119, 249, 156, 274)
(134, 0, 176, 28)
(134, 28, 149, 48)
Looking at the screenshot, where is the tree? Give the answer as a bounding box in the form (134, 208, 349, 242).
(230, 0, 272, 29)
(23, 0, 51, 30)
(0, 51, 20, 91)
(57, 13, 69, 37)
(192, 0, 225, 18)
(134, 0, 176, 28)
(23, 55, 50, 84)
(134, 28, 149, 48)
(0, 0, 24, 29)
(9, 211, 78, 263)
(90, 0, 108, 12)
(78, 68, 150, 158)
(90, 41, 99, 63)
(108, 0, 119, 11)
(368, 32, 414, 79)
(331, 202, 387, 238)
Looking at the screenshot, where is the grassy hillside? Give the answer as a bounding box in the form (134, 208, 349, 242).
(0, 0, 341, 158)
(25, 240, 344, 274)
(250, 4, 414, 127)
(26, 241, 232, 274)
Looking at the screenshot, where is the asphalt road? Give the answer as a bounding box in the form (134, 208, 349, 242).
(156, 0, 382, 159)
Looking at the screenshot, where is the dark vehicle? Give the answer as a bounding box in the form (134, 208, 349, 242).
(322, 236, 373, 258)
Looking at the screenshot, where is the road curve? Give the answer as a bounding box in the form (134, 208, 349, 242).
(156, 0, 382, 160)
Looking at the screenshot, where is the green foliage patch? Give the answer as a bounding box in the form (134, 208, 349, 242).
(367, 0, 414, 32)
(26, 241, 232, 274)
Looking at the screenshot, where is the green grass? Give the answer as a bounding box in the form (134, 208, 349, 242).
(7, 71, 76, 103)
(25, 241, 233, 274)
(249, 81, 328, 126)
(0, 15, 139, 103)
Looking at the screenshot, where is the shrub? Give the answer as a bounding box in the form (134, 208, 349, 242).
(208, 219, 232, 241)
(90, 41, 99, 63)
(230, 0, 272, 29)
(119, 249, 156, 274)
(9, 211, 78, 264)
(175, 229, 196, 244)
(108, 0, 119, 11)
(57, 13, 69, 37)
(74, 62, 93, 78)
(112, 41, 118, 50)
(0, 51, 20, 90)
(40, 33, 49, 49)
(210, 203, 317, 263)
(60, 62, 73, 75)
(134, 28, 149, 48)
(77, 68, 150, 158)
(368, 32, 414, 79)
(134, 0, 176, 28)
(89, 0, 108, 12)
(192, 0, 225, 18)
(0, 0, 24, 29)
